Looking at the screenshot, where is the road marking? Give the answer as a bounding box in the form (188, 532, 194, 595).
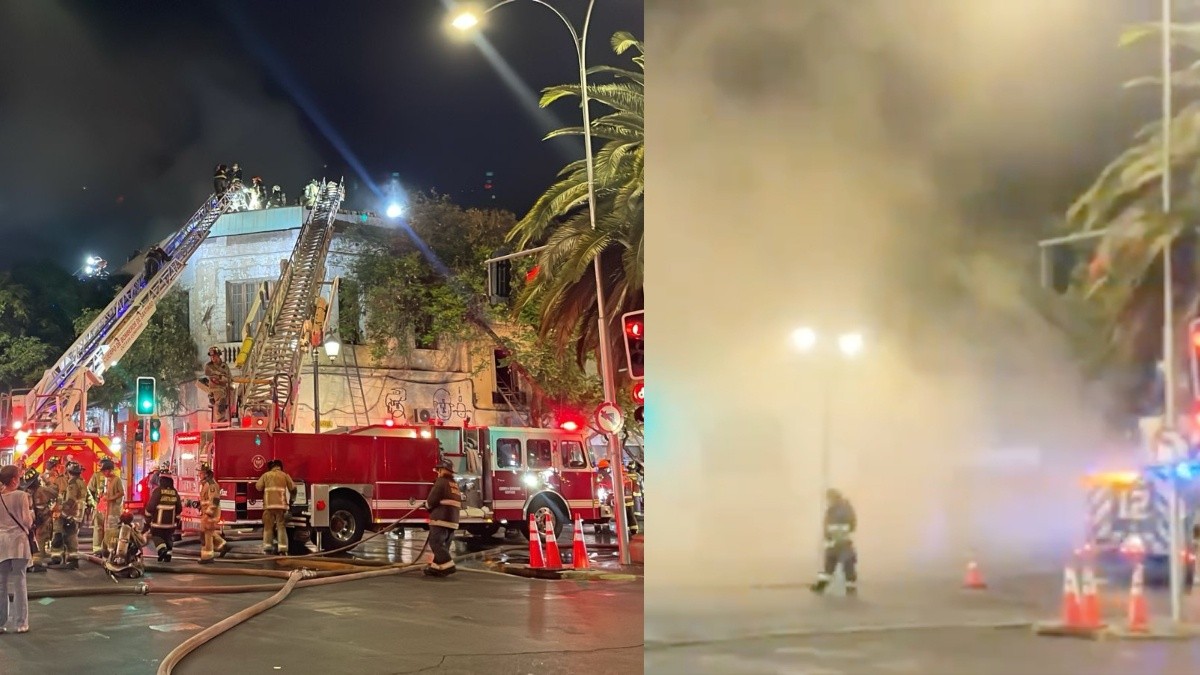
(312, 606, 364, 617)
(90, 604, 137, 612)
(774, 646, 864, 659)
(75, 631, 111, 640)
(149, 622, 202, 633)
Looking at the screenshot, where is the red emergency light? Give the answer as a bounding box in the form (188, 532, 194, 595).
(560, 420, 579, 432)
(624, 317, 643, 339)
(385, 418, 395, 427)
(631, 382, 644, 404)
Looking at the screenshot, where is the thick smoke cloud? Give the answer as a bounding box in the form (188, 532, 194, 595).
(0, 2, 324, 267)
(647, 0, 1149, 607)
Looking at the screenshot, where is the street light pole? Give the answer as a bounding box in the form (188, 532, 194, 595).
(455, 0, 631, 565)
(312, 348, 321, 434)
(1159, 0, 1185, 623)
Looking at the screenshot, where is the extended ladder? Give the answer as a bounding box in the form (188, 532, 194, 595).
(237, 180, 345, 431)
(24, 191, 237, 430)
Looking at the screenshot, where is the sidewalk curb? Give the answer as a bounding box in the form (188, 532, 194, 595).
(646, 619, 1034, 650)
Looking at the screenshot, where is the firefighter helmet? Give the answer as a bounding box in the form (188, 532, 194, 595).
(20, 468, 39, 490)
(45, 457, 61, 470)
(67, 460, 83, 476)
(99, 459, 115, 472)
(119, 511, 134, 525)
(208, 346, 221, 357)
(434, 458, 454, 473)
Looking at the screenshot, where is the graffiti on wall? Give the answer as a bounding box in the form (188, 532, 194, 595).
(382, 384, 472, 423)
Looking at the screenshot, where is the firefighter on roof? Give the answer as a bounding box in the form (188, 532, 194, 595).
(204, 347, 233, 423)
(196, 464, 230, 563)
(230, 162, 243, 183)
(303, 180, 319, 207)
(255, 459, 295, 555)
(213, 164, 229, 195)
(49, 461, 86, 569)
(87, 459, 123, 557)
(810, 489, 858, 596)
(145, 473, 182, 562)
(424, 458, 461, 577)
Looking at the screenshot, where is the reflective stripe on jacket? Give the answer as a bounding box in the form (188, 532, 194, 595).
(255, 468, 295, 511)
(426, 476, 461, 530)
(146, 487, 181, 529)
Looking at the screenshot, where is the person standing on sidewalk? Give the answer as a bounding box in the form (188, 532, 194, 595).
(424, 459, 461, 577)
(0, 464, 33, 633)
(810, 489, 858, 596)
(196, 465, 230, 563)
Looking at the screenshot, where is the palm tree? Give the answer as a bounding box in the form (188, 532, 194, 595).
(1065, 19, 1200, 411)
(507, 31, 644, 366)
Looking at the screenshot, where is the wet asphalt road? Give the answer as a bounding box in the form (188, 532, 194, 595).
(3, 526, 643, 675)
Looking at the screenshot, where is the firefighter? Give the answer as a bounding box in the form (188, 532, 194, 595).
(204, 347, 233, 423)
(303, 180, 319, 207)
(213, 164, 229, 194)
(810, 489, 858, 595)
(45, 457, 66, 495)
(103, 511, 146, 579)
(254, 459, 295, 555)
(87, 459, 124, 556)
(196, 464, 230, 563)
(250, 176, 267, 209)
(270, 185, 285, 208)
(143, 245, 171, 281)
(230, 162, 243, 184)
(144, 474, 182, 563)
(49, 461, 86, 569)
(21, 469, 52, 573)
(424, 458, 461, 577)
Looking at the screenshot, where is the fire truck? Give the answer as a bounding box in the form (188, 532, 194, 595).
(1084, 461, 1200, 587)
(169, 422, 611, 553)
(0, 188, 239, 505)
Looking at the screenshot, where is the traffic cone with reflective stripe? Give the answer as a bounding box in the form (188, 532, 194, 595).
(963, 556, 987, 590)
(1127, 562, 1149, 633)
(1059, 566, 1084, 627)
(571, 515, 590, 570)
(1079, 563, 1102, 629)
(527, 514, 545, 569)
(543, 515, 563, 570)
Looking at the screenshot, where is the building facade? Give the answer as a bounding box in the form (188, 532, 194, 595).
(173, 206, 531, 433)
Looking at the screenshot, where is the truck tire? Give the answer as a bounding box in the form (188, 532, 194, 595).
(523, 498, 567, 542)
(321, 498, 367, 552)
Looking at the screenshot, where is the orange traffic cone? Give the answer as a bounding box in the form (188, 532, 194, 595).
(1059, 566, 1084, 627)
(1127, 563, 1150, 633)
(543, 514, 563, 570)
(1079, 563, 1103, 628)
(571, 515, 590, 570)
(963, 556, 987, 590)
(527, 514, 545, 569)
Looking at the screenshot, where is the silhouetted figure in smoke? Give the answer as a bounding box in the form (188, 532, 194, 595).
(143, 245, 171, 282)
(213, 164, 229, 194)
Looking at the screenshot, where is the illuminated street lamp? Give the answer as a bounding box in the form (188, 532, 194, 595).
(450, 0, 632, 565)
(791, 327, 866, 558)
(312, 334, 342, 433)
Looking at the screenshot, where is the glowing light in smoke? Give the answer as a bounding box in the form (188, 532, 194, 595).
(451, 11, 479, 31)
(386, 203, 403, 219)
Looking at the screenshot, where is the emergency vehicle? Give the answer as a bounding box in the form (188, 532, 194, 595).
(1084, 462, 1200, 587)
(0, 429, 119, 487)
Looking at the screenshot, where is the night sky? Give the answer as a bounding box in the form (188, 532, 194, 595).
(0, 0, 643, 270)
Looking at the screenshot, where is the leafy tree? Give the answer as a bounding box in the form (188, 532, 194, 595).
(508, 31, 645, 367)
(1063, 18, 1200, 414)
(0, 273, 54, 391)
(73, 289, 199, 416)
(348, 193, 603, 422)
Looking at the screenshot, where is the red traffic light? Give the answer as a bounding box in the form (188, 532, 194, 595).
(632, 382, 644, 403)
(624, 317, 643, 339)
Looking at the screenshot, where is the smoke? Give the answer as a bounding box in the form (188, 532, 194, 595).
(0, 2, 324, 267)
(647, 0, 1142, 603)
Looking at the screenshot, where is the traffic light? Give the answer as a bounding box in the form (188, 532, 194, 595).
(622, 310, 644, 381)
(634, 406, 644, 424)
(135, 377, 157, 416)
(134, 426, 144, 443)
(149, 418, 161, 443)
(631, 381, 644, 425)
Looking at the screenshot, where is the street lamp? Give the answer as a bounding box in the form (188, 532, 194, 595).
(312, 334, 342, 433)
(791, 328, 865, 557)
(450, 0, 632, 565)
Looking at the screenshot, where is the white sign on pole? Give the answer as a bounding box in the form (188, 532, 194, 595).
(595, 402, 624, 434)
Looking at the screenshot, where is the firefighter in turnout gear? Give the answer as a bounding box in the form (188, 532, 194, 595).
(255, 459, 295, 555)
(424, 458, 461, 577)
(87, 459, 124, 556)
(22, 469, 53, 572)
(204, 346, 233, 423)
(103, 511, 146, 579)
(144, 474, 182, 562)
(811, 489, 858, 595)
(303, 179, 319, 207)
(213, 164, 229, 194)
(196, 464, 230, 563)
(49, 461, 87, 568)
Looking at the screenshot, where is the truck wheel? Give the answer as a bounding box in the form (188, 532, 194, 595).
(526, 498, 567, 542)
(321, 499, 366, 552)
(287, 527, 312, 556)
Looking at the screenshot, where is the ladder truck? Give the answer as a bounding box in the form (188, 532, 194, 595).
(0, 189, 238, 505)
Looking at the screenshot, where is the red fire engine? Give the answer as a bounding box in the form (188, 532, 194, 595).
(171, 421, 611, 553)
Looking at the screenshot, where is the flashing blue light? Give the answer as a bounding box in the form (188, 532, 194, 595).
(1176, 462, 1195, 481)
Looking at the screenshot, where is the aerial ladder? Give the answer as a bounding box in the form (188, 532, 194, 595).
(19, 190, 237, 432)
(235, 180, 345, 432)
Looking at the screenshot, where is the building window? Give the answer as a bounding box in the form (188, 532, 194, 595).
(495, 349, 515, 392)
(226, 279, 273, 343)
(414, 313, 438, 351)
